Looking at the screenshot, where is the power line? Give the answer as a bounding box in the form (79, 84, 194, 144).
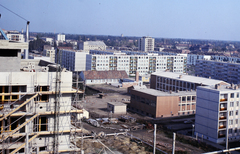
(0, 3, 28, 21)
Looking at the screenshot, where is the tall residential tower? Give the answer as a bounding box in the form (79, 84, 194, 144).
(138, 36, 155, 52)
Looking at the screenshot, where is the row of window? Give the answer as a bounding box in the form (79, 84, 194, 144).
(131, 95, 156, 107)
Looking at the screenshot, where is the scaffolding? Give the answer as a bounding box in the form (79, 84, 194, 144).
(0, 70, 84, 153)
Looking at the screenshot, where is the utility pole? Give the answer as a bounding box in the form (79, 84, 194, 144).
(153, 124, 157, 154)
(172, 133, 176, 154)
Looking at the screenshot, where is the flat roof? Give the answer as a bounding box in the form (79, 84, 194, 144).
(108, 102, 127, 106)
(152, 71, 229, 86)
(0, 40, 28, 50)
(197, 59, 240, 65)
(133, 88, 196, 97)
(198, 84, 240, 93)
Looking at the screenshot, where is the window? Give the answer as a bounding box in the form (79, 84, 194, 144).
(182, 97, 186, 102)
(237, 93, 239, 98)
(192, 96, 196, 101)
(229, 120, 233, 125)
(131, 95, 135, 100)
(229, 111, 234, 116)
(231, 93, 234, 98)
(229, 129, 233, 134)
(230, 102, 234, 107)
(236, 110, 238, 116)
(236, 119, 238, 124)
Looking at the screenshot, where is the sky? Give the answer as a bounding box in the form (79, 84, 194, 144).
(0, 0, 240, 41)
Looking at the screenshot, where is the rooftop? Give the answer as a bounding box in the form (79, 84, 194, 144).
(198, 84, 240, 92)
(108, 102, 127, 106)
(82, 70, 128, 80)
(0, 40, 28, 50)
(133, 88, 196, 97)
(197, 59, 240, 65)
(84, 41, 106, 46)
(152, 71, 229, 86)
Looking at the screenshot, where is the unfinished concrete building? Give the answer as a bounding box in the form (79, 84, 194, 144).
(0, 40, 83, 153)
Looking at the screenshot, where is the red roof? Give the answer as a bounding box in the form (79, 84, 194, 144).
(82, 70, 128, 80)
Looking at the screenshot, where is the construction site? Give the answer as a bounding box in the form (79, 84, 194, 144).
(0, 36, 87, 153)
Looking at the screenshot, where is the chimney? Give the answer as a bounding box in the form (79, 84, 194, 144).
(235, 85, 239, 90)
(179, 75, 182, 79)
(25, 21, 30, 59)
(209, 76, 211, 79)
(169, 90, 172, 94)
(135, 71, 139, 82)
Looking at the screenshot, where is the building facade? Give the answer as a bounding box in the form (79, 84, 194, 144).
(0, 39, 83, 153)
(80, 70, 128, 85)
(86, 54, 187, 76)
(138, 36, 155, 52)
(129, 88, 196, 118)
(78, 41, 106, 51)
(150, 71, 229, 92)
(59, 50, 89, 72)
(57, 34, 65, 42)
(195, 84, 240, 143)
(43, 49, 55, 63)
(7, 33, 25, 42)
(182, 54, 211, 65)
(195, 59, 240, 84)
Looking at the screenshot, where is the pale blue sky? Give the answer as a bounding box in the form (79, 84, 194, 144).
(1, 0, 240, 41)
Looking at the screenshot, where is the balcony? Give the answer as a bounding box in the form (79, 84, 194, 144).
(219, 115, 226, 120)
(219, 121, 226, 129)
(220, 103, 227, 111)
(219, 125, 226, 129)
(218, 134, 226, 138)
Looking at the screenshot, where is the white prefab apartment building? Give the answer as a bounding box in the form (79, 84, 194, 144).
(57, 34, 65, 42)
(59, 50, 89, 72)
(78, 41, 106, 51)
(138, 36, 155, 52)
(43, 48, 55, 63)
(195, 59, 240, 84)
(7, 33, 25, 42)
(196, 84, 240, 143)
(86, 53, 187, 76)
(183, 54, 211, 65)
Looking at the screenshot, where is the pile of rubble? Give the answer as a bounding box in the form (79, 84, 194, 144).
(77, 135, 152, 154)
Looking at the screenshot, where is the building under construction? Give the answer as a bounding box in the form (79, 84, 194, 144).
(0, 39, 84, 153)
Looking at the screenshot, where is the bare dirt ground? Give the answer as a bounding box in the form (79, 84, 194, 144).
(78, 84, 211, 153)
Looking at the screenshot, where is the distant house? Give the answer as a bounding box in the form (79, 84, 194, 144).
(80, 70, 128, 84)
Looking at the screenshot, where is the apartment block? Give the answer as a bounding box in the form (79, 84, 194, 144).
(150, 71, 229, 92)
(138, 36, 155, 52)
(78, 41, 106, 51)
(59, 49, 89, 72)
(195, 59, 240, 84)
(7, 33, 25, 42)
(0, 39, 83, 153)
(57, 34, 65, 42)
(43, 48, 55, 63)
(181, 54, 211, 65)
(196, 84, 240, 143)
(86, 52, 187, 76)
(129, 87, 196, 118)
